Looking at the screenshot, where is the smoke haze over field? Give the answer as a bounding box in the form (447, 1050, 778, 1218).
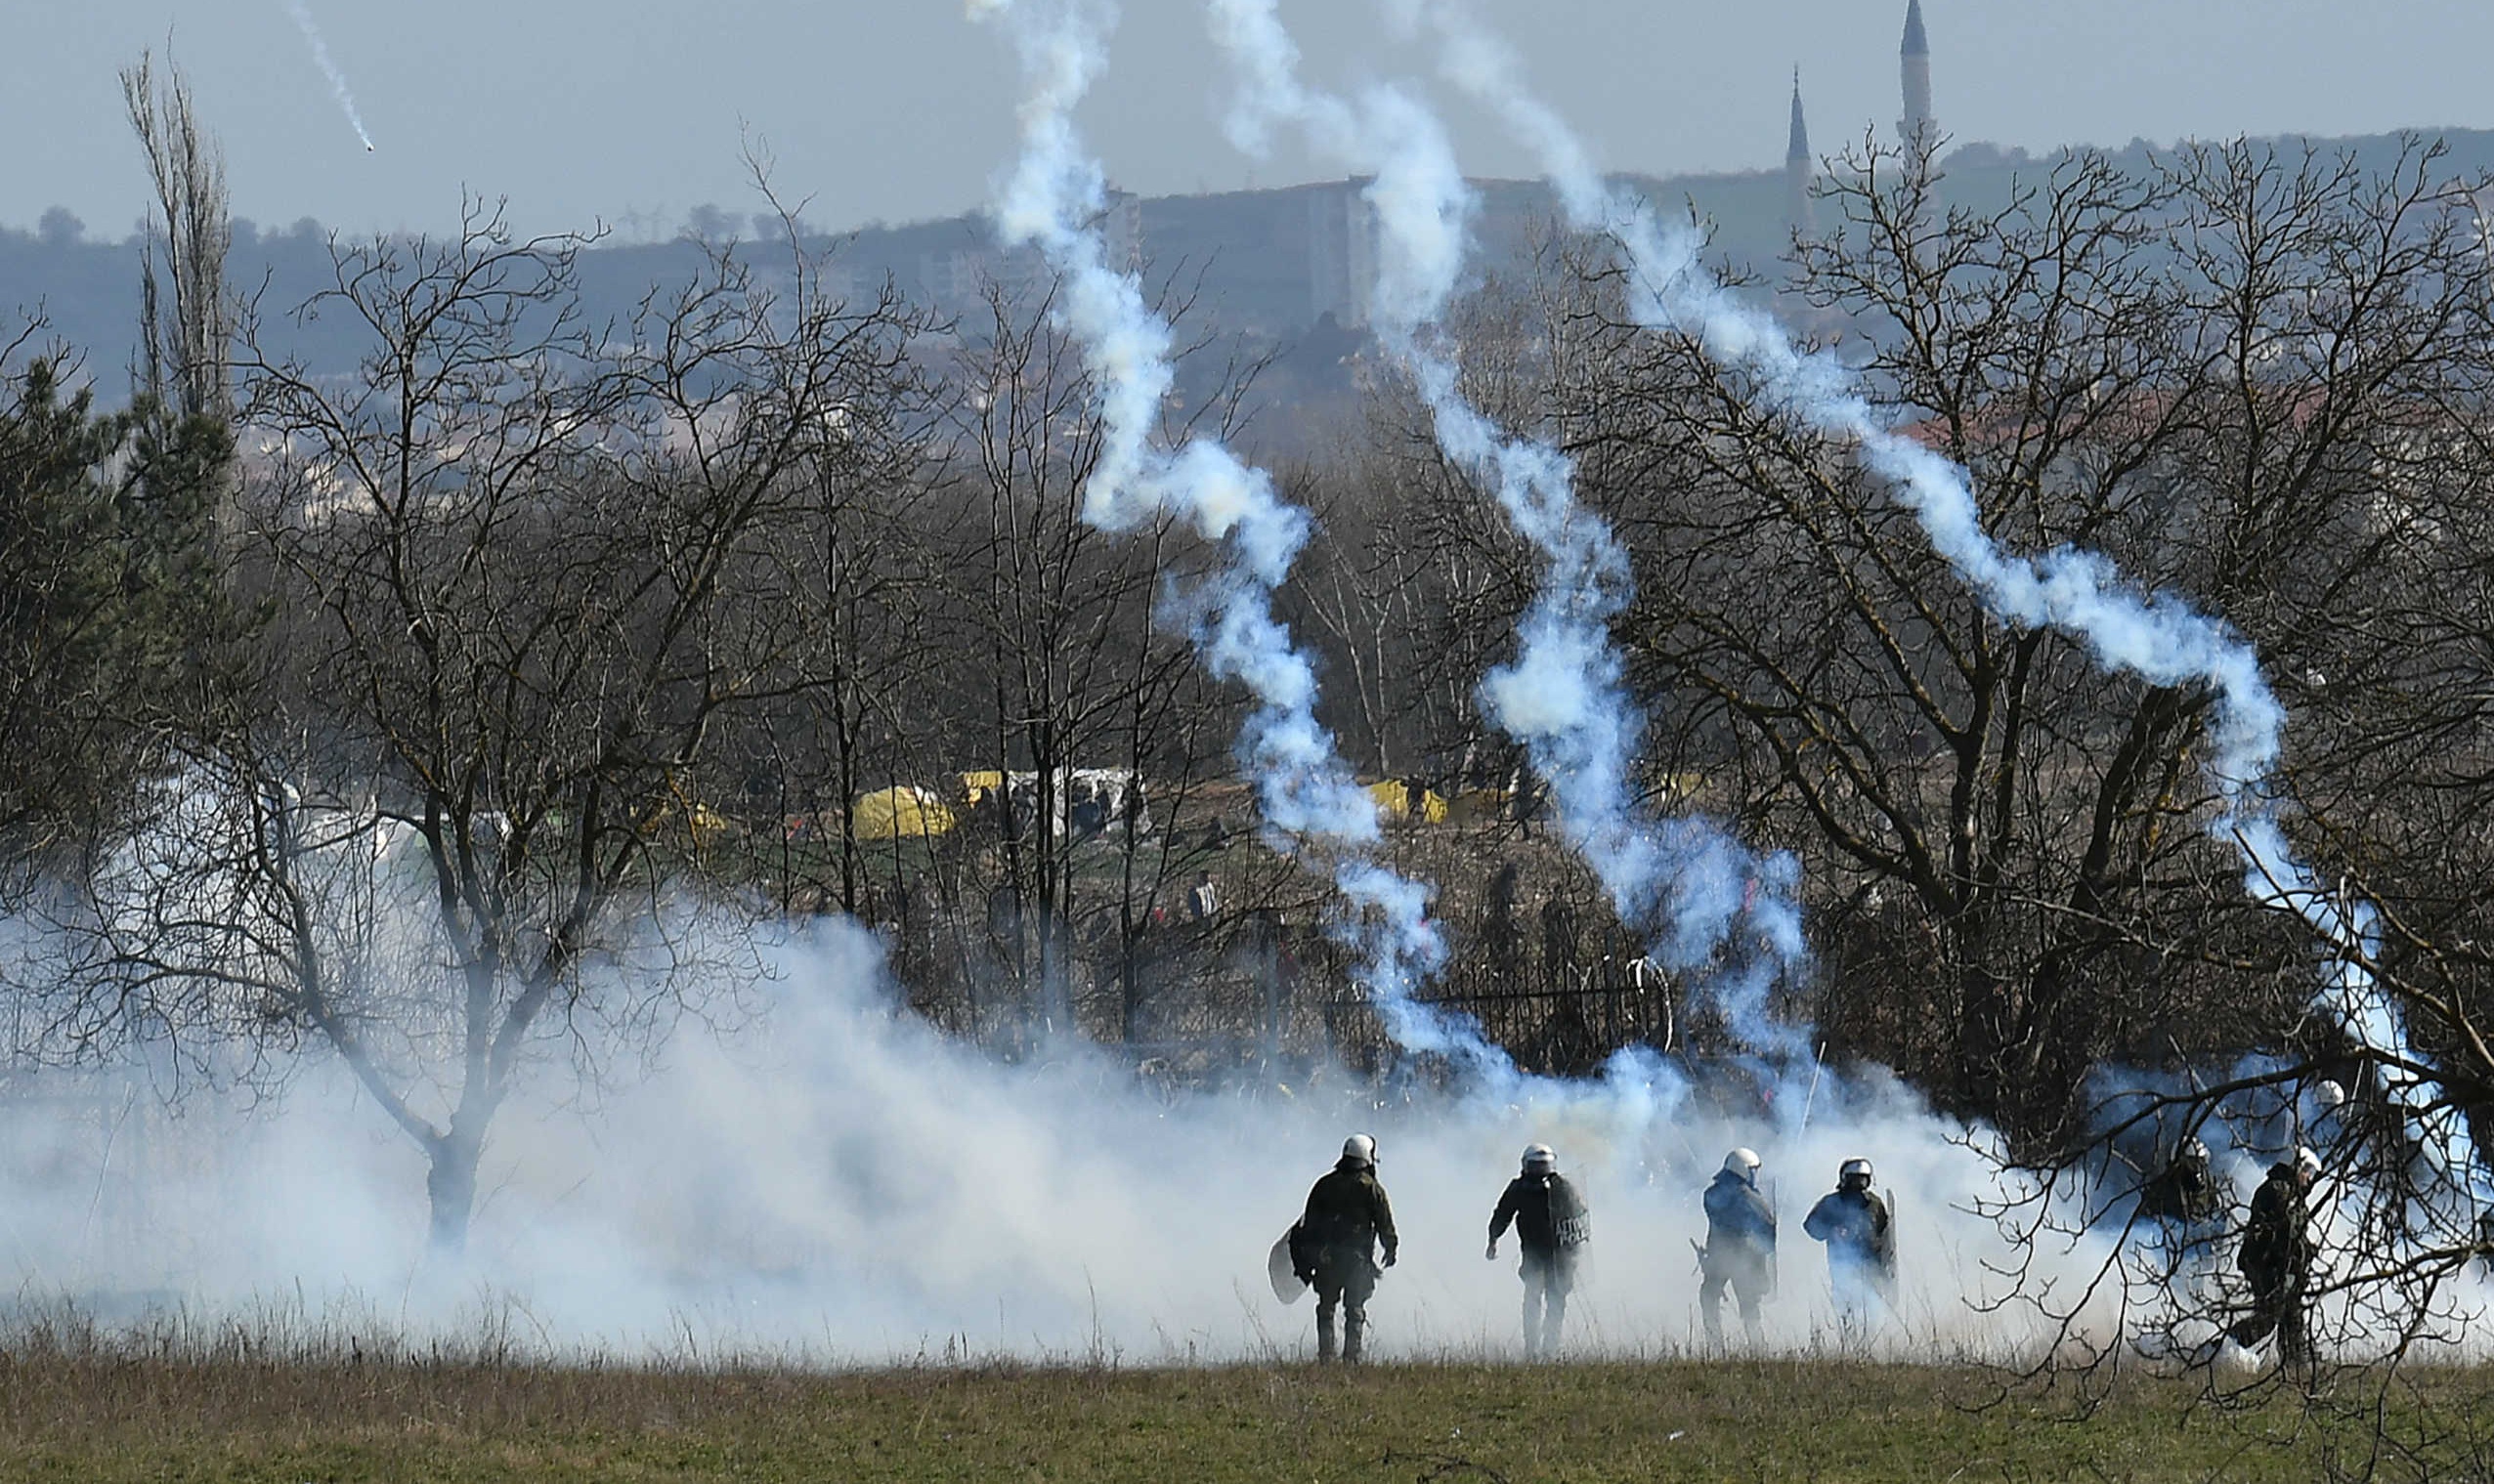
(15, 3, 2494, 238)
(6, 921, 2486, 1365)
(0, 919, 2099, 1360)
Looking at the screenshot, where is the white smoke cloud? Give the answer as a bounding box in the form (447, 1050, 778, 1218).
(0, 776, 2470, 1364)
(0, 918, 2129, 1363)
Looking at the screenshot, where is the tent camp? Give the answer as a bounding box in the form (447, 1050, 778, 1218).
(955, 767, 1146, 838)
(850, 785, 956, 841)
(1367, 780, 1448, 825)
(1446, 786, 1511, 825)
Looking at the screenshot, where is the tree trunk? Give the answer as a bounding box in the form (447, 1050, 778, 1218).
(426, 1127, 484, 1253)
(1955, 951, 2018, 1116)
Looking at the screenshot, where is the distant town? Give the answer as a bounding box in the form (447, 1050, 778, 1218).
(13, 0, 2494, 450)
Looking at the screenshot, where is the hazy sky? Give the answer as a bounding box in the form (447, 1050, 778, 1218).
(12, 2, 2494, 241)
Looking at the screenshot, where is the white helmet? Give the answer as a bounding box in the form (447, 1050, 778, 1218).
(1839, 1157, 1874, 1188)
(1724, 1148, 1763, 1183)
(2313, 1079, 2347, 1110)
(1522, 1143, 1557, 1174)
(2180, 1136, 2210, 1165)
(1342, 1133, 1378, 1168)
(2295, 1145, 2322, 1180)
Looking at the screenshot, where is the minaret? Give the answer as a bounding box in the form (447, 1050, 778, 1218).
(1899, 0, 1935, 150)
(1784, 68, 1815, 237)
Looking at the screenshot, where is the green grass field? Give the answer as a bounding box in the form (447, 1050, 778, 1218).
(0, 1350, 2450, 1483)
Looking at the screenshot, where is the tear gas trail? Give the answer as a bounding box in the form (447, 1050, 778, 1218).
(1397, 0, 2493, 1217)
(969, 0, 1484, 1072)
(1202, 0, 1809, 1065)
(285, 0, 375, 151)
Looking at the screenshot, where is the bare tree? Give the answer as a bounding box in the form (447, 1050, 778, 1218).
(1519, 140, 2272, 1134)
(1598, 134, 2494, 1445)
(33, 200, 926, 1250)
(902, 269, 1292, 1047)
(121, 49, 233, 425)
(1321, 251, 1594, 796)
(921, 278, 1171, 1038)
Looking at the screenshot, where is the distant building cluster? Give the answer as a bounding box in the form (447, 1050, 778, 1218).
(912, 188, 1140, 316)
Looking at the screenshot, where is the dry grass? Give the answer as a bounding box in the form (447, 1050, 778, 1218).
(0, 1330, 2417, 1484)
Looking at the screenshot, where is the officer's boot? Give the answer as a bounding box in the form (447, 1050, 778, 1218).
(1343, 1312, 1364, 1363)
(1316, 1307, 1337, 1363)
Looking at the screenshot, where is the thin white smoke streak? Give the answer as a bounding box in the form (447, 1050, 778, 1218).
(1402, 0, 2492, 1211)
(285, 0, 375, 152)
(1203, 0, 1810, 1062)
(971, 0, 1495, 1071)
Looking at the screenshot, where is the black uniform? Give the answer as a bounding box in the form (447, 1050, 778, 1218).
(2138, 1151, 2220, 1225)
(1294, 1159, 1398, 1362)
(1699, 1169, 1777, 1345)
(1489, 1171, 1588, 1357)
(1803, 1185, 1896, 1324)
(2137, 1149, 2226, 1299)
(2228, 1163, 2314, 1364)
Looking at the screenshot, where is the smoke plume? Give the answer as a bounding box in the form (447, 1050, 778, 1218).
(0, 918, 2126, 1363)
(1203, 0, 1810, 1063)
(284, 0, 376, 152)
(972, 0, 1487, 1070)
(1394, 0, 2491, 1218)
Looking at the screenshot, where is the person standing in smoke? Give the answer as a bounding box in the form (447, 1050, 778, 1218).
(1485, 1143, 1589, 1358)
(1290, 1133, 1398, 1363)
(2136, 1135, 2227, 1305)
(1803, 1158, 1895, 1332)
(1698, 1147, 1777, 1347)
(2227, 1146, 2321, 1368)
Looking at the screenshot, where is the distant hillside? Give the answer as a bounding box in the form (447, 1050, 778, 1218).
(12, 125, 2494, 415)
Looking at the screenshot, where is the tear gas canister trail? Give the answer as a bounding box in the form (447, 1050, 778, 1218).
(1202, 0, 1809, 1064)
(1393, 0, 2491, 1215)
(970, 0, 1491, 1071)
(285, 0, 376, 151)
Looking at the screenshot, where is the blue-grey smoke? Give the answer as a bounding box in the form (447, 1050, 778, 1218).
(971, 0, 1497, 1074)
(1201, 0, 1809, 1065)
(1398, 0, 2492, 1216)
(284, 0, 375, 152)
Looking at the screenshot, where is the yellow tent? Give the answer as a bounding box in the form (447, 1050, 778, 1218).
(1656, 772, 1707, 806)
(958, 770, 1007, 805)
(1366, 779, 1448, 825)
(680, 803, 741, 848)
(1447, 787, 1511, 825)
(640, 798, 743, 850)
(851, 785, 957, 841)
